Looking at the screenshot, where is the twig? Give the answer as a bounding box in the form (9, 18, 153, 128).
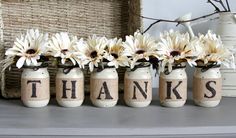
(208, 0, 221, 11)
(142, 11, 223, 33)
(226, 0, 231, 12)
(212, 0, 228, 11)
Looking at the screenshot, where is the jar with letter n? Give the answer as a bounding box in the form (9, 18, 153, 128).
(124, 64, 152, 107)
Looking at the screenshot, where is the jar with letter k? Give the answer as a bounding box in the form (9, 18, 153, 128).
(193, 62, 222, 107)
(90, 67, 118, 107)
(21, 63, 50, 108)
(124, 63, 152, 107)
(56, 64, 84, 107)
(159, 63, 187, 107)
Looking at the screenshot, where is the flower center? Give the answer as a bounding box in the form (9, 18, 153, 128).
(111, 53, 118, 59)
(90, 51, 98, 58)
(61, 49, 68, 55)
(170, 51, 180, 57)
(26, 49, 36, 54)
(136, 50, 145, 54)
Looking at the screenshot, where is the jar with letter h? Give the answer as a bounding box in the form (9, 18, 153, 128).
(56, 64, 84, 107)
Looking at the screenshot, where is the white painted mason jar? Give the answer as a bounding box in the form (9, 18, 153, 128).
(90, 67, 118, 107)
(124, 66, 152, 107)
(159, 64, 187, 107)
(193, 65, 222, 107)
(56, 66, 84, 107)
(21, 65, 50, 108)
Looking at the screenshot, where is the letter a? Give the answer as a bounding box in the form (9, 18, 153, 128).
(132, 81, 148, 99)
(27, 80, 41, 98)
(97, 82, 113, 100)
(166, 81, 182, 99)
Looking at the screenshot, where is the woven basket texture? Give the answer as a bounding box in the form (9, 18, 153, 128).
(0, 0, 141, 98)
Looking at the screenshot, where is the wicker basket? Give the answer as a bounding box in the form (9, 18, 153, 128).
(0, 0, 141, 98)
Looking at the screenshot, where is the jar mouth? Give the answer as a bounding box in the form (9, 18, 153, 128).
(195, 63, 221, 72)
(23, 62, 48, 71)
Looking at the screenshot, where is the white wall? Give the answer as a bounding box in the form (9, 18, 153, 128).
(142, 0, 236, 88)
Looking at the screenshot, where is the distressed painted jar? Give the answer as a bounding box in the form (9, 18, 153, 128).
(216, 12, 236, 97)
(90, 67, 118, 107)
(159, 64, 187, 107)
(21, 65, 50, 108)
(124, 66, 152, 107)
(56, 66, 84, 107)
(193, 65, 222, 107)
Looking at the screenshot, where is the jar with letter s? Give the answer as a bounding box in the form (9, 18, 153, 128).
(193, 65, 222, 107)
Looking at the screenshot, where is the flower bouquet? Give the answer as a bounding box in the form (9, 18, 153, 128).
(193, 30, 235, 107)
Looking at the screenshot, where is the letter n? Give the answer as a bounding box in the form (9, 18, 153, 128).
(132, 81, 148, 99)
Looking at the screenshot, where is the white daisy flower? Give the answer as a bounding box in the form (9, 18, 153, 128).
(123, 30, 159, 69)
(197, 30, 235, 68)
(104, 38, 129, 68)
(157, 30, 201, 72)
(47, 32, 82, 66)
(75, 35, 107, 72)
(5, 29, 48, 69)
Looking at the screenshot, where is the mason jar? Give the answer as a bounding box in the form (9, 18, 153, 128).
(21, 65, 50, 107)
(124, 66, 152, 107)
(56, 66, 84, 107)
(90, 67, 118, 107)
(193, 65, 222, 107)
(159, 64, 187, 107)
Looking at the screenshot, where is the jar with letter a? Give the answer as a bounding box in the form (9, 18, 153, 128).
(90, 67, 118, 107)
(124, 65, 152, 107)
(193, 64, 222, 107)
(21, 64, 50, 107)
(56, 65, 84, 107)
(159, 63, 187, 107)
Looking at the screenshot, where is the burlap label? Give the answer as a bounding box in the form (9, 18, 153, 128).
(159, 77, 187, 102)
(21, 77, 50, 101)
(193, 77, 222, 101)
(90, 79, 118, 101)
(124, 79, 152, 102)
(56, 78, 84, 101)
